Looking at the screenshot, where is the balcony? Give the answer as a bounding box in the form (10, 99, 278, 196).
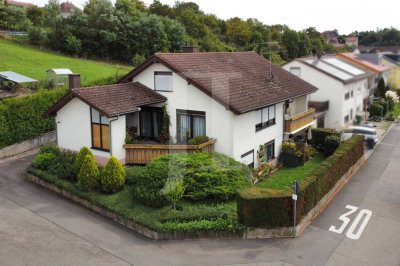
(284, 108, 316, 134)
(124, 138, 217, 165)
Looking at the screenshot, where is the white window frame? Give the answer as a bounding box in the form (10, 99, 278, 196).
(154, 71, 173, 92)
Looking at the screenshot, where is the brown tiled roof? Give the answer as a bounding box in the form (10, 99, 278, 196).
(119, 52, 317, 114)
(44, 82, 166, 117)
(60, 1, 77, 12)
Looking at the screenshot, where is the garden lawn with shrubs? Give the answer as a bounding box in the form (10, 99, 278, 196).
(257, 154, 325, 191)
(28, 147, 251, 233)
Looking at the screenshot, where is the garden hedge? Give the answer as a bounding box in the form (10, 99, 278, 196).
(237, 135, 364, 228)
(309, 128, 340, 151)
(0, 88, 66, 149)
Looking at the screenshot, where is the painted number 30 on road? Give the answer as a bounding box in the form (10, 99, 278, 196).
(329, 205, 372, 240)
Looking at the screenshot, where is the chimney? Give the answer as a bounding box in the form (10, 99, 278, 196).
(68, 74, 80, 90)
(182, 46, 199, 53)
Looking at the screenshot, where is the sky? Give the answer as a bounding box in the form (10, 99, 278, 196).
(25, 0, 399, 35)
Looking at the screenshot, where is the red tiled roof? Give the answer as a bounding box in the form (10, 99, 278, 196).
(45, 82, 167, 117)
(119, 52, 317, 114)
(60, 1, 77, 12)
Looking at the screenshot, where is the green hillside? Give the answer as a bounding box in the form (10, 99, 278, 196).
(0, 38, 132, 86)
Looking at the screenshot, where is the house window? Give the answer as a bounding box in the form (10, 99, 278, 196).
(176, 109, 206, 142)
(344, 115, 349, 124)
(139, 107, 163, 139)
(255, 105, 276, 132)
(350, 109, 353, 120)
(265, 140, 275, 161)
(154, 72, 173, 92)
(91, 108, 110, 151)
(345, 92, 350, 100)
(290, 67, 301, 77)
(351, 90, 354, 98)
(241, 150, 254, 168)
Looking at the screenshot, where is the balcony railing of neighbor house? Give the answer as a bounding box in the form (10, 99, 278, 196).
(124, 138, 217, 164)
(285, 108, 316, 133)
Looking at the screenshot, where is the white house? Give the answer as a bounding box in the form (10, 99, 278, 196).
(45, 51, 317, 167)
(283, 56, 373, 130)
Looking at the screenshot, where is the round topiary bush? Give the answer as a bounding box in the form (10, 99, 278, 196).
(73, 146, 93, 178)
(100, 156, 126, 194)
(368, 103, 384, 117)
(77, 154, 99, 191)
(32, 152, 58, 170)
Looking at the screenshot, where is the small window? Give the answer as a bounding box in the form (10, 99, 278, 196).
(344, 115, 349, 124)
(155, 72, 173, 92)
(351, 90, 354, 98)
(255, 105, 276, 132)
(91, 108, 110, 151)
(241, 150, 254, 168)
(265, 140, 275, 161)
(345, 92, 350, 100)
(290, 67, 301, 77)
(350, 109, 353, 119)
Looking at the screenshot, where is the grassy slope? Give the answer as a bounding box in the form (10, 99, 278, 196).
(257, 154, 325, 191)
(0, 38, 132, 86)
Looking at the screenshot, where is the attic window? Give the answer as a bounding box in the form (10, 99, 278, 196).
(155, 72, 173, 92)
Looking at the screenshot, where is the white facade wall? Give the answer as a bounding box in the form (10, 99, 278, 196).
(55, 97, 126, 162)
(283, 61, 367, 130)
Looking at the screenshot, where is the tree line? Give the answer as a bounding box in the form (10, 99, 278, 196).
(1, 0, 387, 65)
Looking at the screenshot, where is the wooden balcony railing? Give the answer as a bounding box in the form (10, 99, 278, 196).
(284, 108, 315, 134)
(124, 138, 216, 165)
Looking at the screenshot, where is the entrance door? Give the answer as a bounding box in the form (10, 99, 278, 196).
(140, 107, 163, 139)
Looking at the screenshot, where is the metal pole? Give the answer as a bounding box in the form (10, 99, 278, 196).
(293, 197, 296, 237)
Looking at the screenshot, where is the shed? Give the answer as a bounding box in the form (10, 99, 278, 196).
(0, 71, 36, 99)
(46, 68, 73, 86)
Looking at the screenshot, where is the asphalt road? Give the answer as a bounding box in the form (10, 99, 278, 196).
(0, 122, 399, 266)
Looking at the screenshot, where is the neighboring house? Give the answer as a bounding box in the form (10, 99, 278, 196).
(337, 53, 390, 104)
(45, 52, 317, 167)
(323, 30, 340, 46)
(283, 56, 372, 130)
(381, 54, 400, 89)
(358, 45, 400, 54)
(345, 36, 358, 47)
(60, 1, 78, 18)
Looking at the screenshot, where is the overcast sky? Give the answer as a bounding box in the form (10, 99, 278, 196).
(26, 0, 399, 34)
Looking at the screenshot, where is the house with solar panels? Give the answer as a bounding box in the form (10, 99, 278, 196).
(283, 56, 373, 130)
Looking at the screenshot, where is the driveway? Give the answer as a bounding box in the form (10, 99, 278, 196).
(0, 122, 399, 266)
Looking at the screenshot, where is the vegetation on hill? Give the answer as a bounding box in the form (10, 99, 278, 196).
(354, 28, 400, 46)
(0, 38, 130, 86)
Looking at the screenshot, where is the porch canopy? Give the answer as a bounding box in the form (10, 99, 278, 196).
(44, 82, 167, 118)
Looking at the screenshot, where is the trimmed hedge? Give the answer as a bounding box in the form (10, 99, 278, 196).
(0, 88, 66, 149)
(310, 128, 340, 151)
(237, 135, 364, 228)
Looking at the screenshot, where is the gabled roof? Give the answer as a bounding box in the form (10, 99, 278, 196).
(44, 82, 167, 117)
(295, 56, 373, 84)
(119, 52, 317, 114)
(337, 53, 390, 73)
(60, 1, 78, 12)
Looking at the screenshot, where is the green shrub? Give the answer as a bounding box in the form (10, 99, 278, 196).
(387, 98, 395, 112)
(49, 151, 77, 181)
(32, 152, 58, 170)
(161, 177, 185, 210)
(237, 135, 364, 228)
(133, 152, 251, 207)
(38, 145, 60, 156)
(377, 99, 389, 116)
(310, 128, 340, 150)
(324, 135, 341, 157)
(100, 156, 126, 194)
(125, 166, 146, 185)
(73, 147, 93, 177)
(368, 103, 384, 117)
(355, 114, 362, 125)
(0, 88, 66, 149)
(279, 150, 299, 167)
(188, 135, 209, 145)
(77, 154, 99, 191)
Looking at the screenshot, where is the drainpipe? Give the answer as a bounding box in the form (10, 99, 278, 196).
(109, 116, 119, 156)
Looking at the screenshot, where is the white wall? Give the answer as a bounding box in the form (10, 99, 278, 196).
(232, 103, 284, 166)
(56, 98, 110, 159)
(283, 61, 367, 130)
(110, 115, 126, 161)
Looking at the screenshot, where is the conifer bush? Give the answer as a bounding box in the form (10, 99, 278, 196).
(100, 156, 126, 193)
(73, 146, 92, 178)
(77, 154, 99, 191)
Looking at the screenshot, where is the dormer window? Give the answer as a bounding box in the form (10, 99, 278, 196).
(155, 72, 173, 92)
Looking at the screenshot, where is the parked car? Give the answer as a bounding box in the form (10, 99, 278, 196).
(342, 126, 378, 145)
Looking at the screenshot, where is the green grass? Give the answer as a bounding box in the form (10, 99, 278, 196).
(0, 38, 132, 86)
(27, 166, 244, 233)
(257, 154, 325, 191)
(392, 102, 400, 118)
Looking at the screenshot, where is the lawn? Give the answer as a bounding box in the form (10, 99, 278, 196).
(0, 38, 132, 86)
(257, 154, 325, 191)
(392, 102, 400, 118)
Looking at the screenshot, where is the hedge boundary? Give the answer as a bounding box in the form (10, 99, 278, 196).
(237, 135, 365, 228)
